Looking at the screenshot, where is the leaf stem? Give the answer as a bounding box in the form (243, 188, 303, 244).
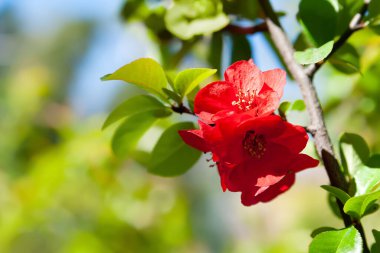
(305, 0, 371, 78)
(257, 0, 369, 251)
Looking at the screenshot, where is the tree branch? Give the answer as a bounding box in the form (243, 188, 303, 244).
(305, 0, 371, 78)
(224, 22, 268, 35)
(257, 1, 369, 252)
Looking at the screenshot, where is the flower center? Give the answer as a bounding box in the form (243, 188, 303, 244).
(231, 89, 256, 112)
(242, 130, 266, 158)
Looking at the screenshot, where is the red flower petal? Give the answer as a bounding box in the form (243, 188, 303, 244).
(271, 122, 309, 154)
(289, 153, 319, 172)
(194, 81, 236, 115)
(240, 173, 295, 206)
(224, 59, 264, 92)
(262, 68, 286, 98)
(178, 129, 210, 153)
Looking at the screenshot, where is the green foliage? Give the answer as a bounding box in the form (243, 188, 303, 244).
(309, 227, 362, 253)
(164, 0, 229, 40)
(321, 185, 351, 204)
(208, 32, 223, 69)
(148, 122, 202, 177)
(337, 0, 364, 34)
(174, 68, 217, 97)
(343, 191, 380, 219)
(222, 0, 259, 20)
(298, 0, 339, 46)
(371, 230, 380, 253)
(329, 43, 361, 74)
(278, 100, 306, 118)
(294, 40, 334, 65)
(101, 58, 168, 99)
(111, 113, 158, 157)
(339, 133, 380, 195)
(310, 227, 337, 238)
(102, 95, 171, 130)
(231, 34, 252, 63)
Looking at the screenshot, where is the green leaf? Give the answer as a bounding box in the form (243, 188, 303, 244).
(328, 193, 343, 218)
(311, 227, 337, 238)
(112, 113, 157, 157)
(165, 0, 229, 40)
(321, 185, 351, 204)
(162, 88, 183, 104)
(368, 0, 380, 20)
(148, 122, 202, 177)
(309, 227, 362, 253)
(298, 0, 339, 46)
(231, 34, 252, 63)
(278, 100, 306, 118)
(102, 95, 171, 130)
(344, 190, 380, 219)
(371, 229, 380, 253)
(337, 0, 364, 35)
(279, 101, 291, 114)
(369, 17, 380, 35)
(339, 133, 380, 195)
(208, 32, 223, 70)
(174, 68, 216, 97)
(291, 100, 306, 111)
(130, 150, 151, 168)
(101, 58, 168, 99)
(222, 0, 259, 20)
(329, 43, 361, 74)
(294, 40, 334, 65)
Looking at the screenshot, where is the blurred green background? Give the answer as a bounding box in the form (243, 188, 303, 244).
(1, 0, 380, 252)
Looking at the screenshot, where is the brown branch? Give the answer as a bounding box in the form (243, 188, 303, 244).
(257, 1, 369, 252)
(223, 22, 268, 35)
(305, 0, 371, 78)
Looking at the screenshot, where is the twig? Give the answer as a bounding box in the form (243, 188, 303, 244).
(257, 1, 369, 252)
(224, 22, 268, 35)
(171, 104, 195, 116)
(306, 0, 371, 78)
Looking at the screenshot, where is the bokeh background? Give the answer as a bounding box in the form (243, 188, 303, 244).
(1, 0, 380, 252)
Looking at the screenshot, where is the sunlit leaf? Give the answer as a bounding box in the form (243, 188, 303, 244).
(101, 58, 168, 99)
(310, 227, 337, 238)
(339, 133, 380, 195)
(291, 100, 306, 111)
(343, 190, 380, 219)
(278, 100, 306, 118)
(112, 113, 157, 157)
(148, 122, 202, 177)
(165, 0, 229, 40)
(309, 226, 362, 253)
(174, 68, 217, 97)
(102, 95, 171, 130)
(294, 40, 334, 65)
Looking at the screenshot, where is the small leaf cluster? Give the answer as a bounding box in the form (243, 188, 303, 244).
(102, 58, 216, 177)
(295, 0, 380, 74)
(311, 133, 380, 252)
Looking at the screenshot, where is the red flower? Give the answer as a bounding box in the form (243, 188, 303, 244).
(179, 59, 318, 206)
(180, 115, 319, 206)
(194, 59, 286, 123)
